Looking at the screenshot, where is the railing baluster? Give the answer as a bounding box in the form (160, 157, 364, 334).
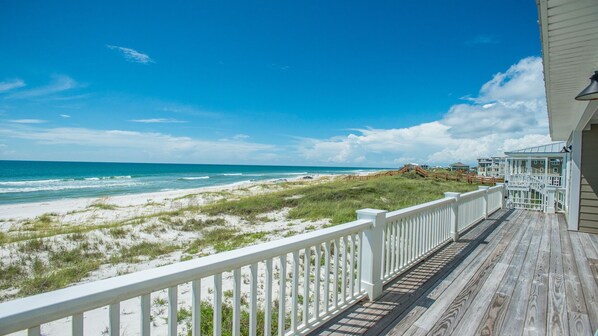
(141, 294, 151, 336)
(341, 236, 347, 303)
(323, 242, 330, 314)
(27, 326, 40, 336)
(333, 239, 339, 308)
(399, 218, 405, 269)
(168, 286, 177, 336)
(233, 268, 241, 336)
(72, 313, 83, 336)
(314, 244, 321, 318)
(303, 247, 310, 328)
(415, 215, 421, 259)
(265, 259, 273, 336)
(357, 232, 362, 294)
(109, 303, 119, 336)
(382, 225, 390, 279)
(389, 222, 395, 275)
(249, 263, 258, 336)
(192, 280, 201, 336)
(292, 251, 299, 333)
(214, 273, 222, 336)
(406, 217, 412, 263)
(278, 254, 287, 336)
(349, 235, 355, 299)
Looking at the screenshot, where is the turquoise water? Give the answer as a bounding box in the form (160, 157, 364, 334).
(0, 161, 378, 205)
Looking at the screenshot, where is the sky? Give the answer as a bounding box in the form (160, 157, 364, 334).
(0, 1, 550, 167)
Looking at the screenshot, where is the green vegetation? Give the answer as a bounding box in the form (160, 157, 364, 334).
(90, 203, 117, 210)
(165, 217, 225, 231)
(111, 242, 180, 264)
(177, 300, 289, 336)
(108, 227, 128, 238)
(203, 175, 478, 224)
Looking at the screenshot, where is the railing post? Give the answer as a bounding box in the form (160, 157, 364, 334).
(545, 187, 556, 214)
(496, 183, 506, 209)
(444, 192, 460, 242)
(357, 208, 387, 301)
(478, 186, 490, 219)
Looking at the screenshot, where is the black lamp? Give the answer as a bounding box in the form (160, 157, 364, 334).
(575, 71, 598, 101)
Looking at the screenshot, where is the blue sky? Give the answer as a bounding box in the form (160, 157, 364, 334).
(0, 1, 550, 166)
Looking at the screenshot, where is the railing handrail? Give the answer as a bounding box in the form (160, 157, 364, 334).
(459, 188, 487, 201)
(385, 197, 455, 222)
(0, 218, 372, 334)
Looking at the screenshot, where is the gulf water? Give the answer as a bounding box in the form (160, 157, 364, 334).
(0, 160, 378, 205)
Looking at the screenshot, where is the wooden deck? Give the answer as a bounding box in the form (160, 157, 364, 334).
(311, 209, 598, 335)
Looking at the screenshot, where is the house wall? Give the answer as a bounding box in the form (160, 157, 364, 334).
(580, 124, 598, 234)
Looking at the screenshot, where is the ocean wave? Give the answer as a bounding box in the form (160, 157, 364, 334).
(221, 173, 243, 176)
(0, 179, 68, 186)
(0, 182, 137, 194)
(178, 176, 210, 180)
(83, 175, 132, 181)
(282, 172, 309, 175)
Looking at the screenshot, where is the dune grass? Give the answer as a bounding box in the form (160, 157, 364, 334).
(203, 175, 479, 224)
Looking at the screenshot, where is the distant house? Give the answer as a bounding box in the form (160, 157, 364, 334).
(477, 157, 505, 177)
(449, 162, 470, 172)
(420, 164, 429, 170)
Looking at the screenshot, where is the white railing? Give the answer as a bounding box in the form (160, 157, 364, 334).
(556, 188, 567, 213)
(382, 198, 453, 282)
(0, 185, 505, 336)
(380, 185, 503, 284)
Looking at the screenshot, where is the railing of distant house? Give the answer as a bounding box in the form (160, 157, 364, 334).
(0, 184, 505, 336)
(506, 175, 547, 211)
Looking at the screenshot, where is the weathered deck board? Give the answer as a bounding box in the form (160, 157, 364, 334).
(308, 210, 598, 336)
(474, 211, 538, 336)
(547, 214, 568, 336)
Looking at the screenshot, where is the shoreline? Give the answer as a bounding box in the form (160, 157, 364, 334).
(0, 172, 379, 220)
(0, 179, 259, 220)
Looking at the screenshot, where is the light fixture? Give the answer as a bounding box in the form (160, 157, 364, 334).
(575, 71, 598, 101)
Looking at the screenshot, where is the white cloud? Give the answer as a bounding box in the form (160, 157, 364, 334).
(232, 134, 250, 140)
(129, 118, 187, 123)
(0, 125, 278, 163)
(7, 119, 47, 124)
(60, 114, 71, 118)
(296, 56, 551, 166)
(0, 79, 26, 92)
(107, 45, 154, 64)
(7, 75, 79, 99)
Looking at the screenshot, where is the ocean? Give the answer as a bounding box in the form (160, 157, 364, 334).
(0, 160, 379, 205)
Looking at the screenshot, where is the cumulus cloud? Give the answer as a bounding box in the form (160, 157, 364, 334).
(107, 45, 154, 64)
(296, 56, 551, 166)
(0, 79, 26, 92)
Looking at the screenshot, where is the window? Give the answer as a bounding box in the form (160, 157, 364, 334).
(553, 167, 559, 173)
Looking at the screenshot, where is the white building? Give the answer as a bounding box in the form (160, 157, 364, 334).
(476, 157, 505, 177)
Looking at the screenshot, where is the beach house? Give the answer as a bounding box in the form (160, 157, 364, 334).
(476, 157, 505, 178)
(448, 162, 469, 172)
(1, 1, 597, 335)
